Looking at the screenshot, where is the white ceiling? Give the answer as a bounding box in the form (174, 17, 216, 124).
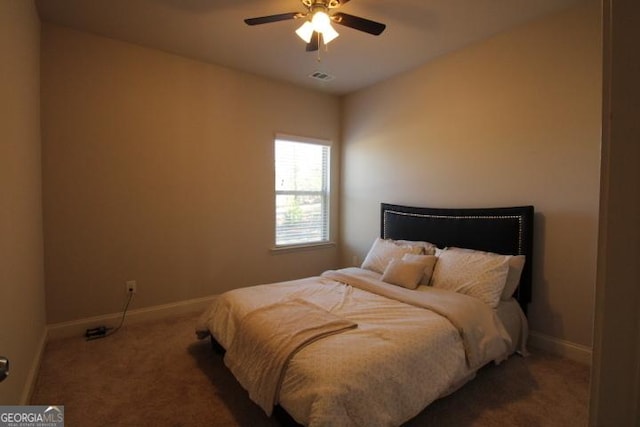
(35, 0, 588, 95)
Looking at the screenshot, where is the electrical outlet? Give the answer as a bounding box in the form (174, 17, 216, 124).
(125, 280, 137, 294)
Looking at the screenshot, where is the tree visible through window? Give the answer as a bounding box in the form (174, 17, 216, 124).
(275, 136, 330, 247)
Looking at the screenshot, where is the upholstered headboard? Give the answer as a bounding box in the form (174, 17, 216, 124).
(381, 203, 534, 313)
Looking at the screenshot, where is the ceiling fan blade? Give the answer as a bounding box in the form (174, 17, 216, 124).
(306, 32, 319, 52)
(332, 12, 386, 36)
(244, 12, 302, 26)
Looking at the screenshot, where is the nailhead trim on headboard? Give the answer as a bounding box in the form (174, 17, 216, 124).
(383, 210, 525, 255)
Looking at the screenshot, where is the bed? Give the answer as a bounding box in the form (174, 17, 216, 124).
(196, 203, 534, 426)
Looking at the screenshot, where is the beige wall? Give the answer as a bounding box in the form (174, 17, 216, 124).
(340, 2, 601, 348)
(41, 25, 341, 324)
(0, 1, 46, 404)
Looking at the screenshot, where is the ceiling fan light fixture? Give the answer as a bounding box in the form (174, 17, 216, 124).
(321, 23, 339, 44)
(295, 21, 314, 43)
(311, 10, 331, 33)
(312, 10, 340, 44)
(296, 10, 339, 46)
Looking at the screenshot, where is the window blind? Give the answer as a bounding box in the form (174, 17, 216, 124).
(275, 138, 330, 246)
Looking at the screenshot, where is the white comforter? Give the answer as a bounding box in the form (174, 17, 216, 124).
(197, 267, 513, 427)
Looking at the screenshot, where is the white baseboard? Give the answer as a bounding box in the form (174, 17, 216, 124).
(528, 330, 593, 365)
(47, 295, 217, 341)
(20, 327, 48, 405)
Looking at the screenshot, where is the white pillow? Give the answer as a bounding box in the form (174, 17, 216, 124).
(501, 255, 526, 300)
(361, 238, 423, 274)
(401, 253, 438, 286)
(381, 259, 428, 290)
(446, 247, 526, 300)
(430, 248, 510, 308)
(394, 240, 437, 255)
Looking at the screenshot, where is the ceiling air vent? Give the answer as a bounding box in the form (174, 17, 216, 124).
(309, 71, 335, 82)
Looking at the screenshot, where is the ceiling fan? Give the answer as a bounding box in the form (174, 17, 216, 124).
(244, 0, 386, 52)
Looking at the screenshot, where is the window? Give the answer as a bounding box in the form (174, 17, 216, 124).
(275, 135, 331, 247)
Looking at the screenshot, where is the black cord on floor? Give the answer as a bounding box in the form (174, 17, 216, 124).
(105, 291, 134, 337)
(85, 291, 134, 340)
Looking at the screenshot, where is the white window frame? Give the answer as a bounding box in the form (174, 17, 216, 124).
(273, 134, 332, 250)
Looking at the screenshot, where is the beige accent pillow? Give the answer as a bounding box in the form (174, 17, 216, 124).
(381, 258, 429, 290)
(430, 248, 510, 308)
(401, 253, 438, 286)
(361, 238, 423, 274)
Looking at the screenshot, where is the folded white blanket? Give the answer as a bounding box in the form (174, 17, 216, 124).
(224, 298, 357, 415)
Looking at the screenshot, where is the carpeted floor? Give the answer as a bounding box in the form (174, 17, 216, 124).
(31, 313, 590, 426)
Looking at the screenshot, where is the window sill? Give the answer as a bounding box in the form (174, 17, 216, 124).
(270, 241, 336, 254)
